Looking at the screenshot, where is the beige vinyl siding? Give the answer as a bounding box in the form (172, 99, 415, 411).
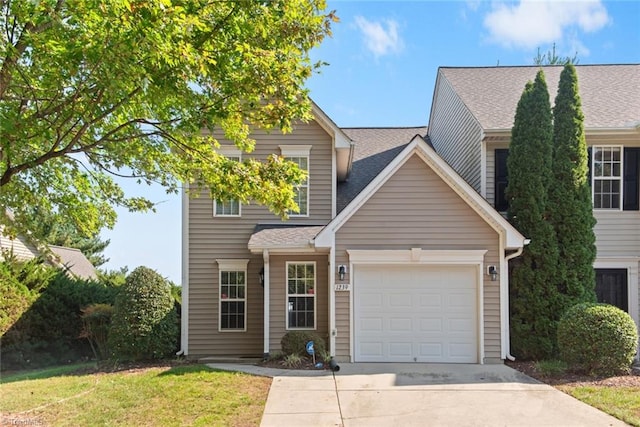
(429, 75, 484, 192)
(267, 254, 329, 353)
(594, 211, 640, 257)
(187, 119, 333, 357)
(0, 232, 39, 261)
(335, 154, 501, 361)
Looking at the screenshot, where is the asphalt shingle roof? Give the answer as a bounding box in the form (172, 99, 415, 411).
(439, 64, 640, 130)
(49, 245, 98, 280)
(337, 127, 428, 213)
(248, 225, 325, 250)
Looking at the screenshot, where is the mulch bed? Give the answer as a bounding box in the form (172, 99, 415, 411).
(506, 360, 640, 387)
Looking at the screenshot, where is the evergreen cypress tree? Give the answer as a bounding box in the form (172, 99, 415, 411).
(548, 64, 597, 309)
(507, 70, 560, 359)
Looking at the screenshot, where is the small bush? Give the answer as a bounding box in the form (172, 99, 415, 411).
(534, 359, 568, 377)
(283, 353, 303, 368)
(80, 304, 114, 360)
(280, 331, 326, 358)
(558, 303, 638, 376)
(108, 266, 178, 361)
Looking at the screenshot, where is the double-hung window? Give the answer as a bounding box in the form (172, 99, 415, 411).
(280, 145, 311, 217)
(286, 262, 315, 329)
(591, 146, 640, 211)
(217, 259, 248, 331)
(214, 148, 241, 217)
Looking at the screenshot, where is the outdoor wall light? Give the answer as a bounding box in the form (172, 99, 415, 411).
(338, 265, 346, 281)
(259, 267, 265, 287)
(487, 265, 498, 282)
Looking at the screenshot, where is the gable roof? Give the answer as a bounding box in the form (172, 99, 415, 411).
(49, 245, 98, 280)
(315, 136, 527, 250)
(337, 127, 428, 213)
(435, 64, 640, 131)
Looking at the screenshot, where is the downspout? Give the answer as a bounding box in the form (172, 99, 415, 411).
(504, 240, 529, 361)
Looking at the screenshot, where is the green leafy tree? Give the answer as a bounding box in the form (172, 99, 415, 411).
(547, 64, 597, 309)
(507, 70, 560, 359)
(0, 0, 336, 239)
(533, 43, 578, 65)
(108, 266, 178, 361)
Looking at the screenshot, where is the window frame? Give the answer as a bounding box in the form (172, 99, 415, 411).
(285, 261, 316, 331)
(592, 145, 623, 210)
(213, 148, 242, 217)
(280, 145, 312, 217)
(217, 259, 249, 332)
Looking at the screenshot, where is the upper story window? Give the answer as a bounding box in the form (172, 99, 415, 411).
(280, 145, 311, 217)
(214, 148, 241, 217)
(286, 262, 316, 330)
(592, 146, 622, 209)
(217, 259, 248, 332)
(495, 146, 640, 212)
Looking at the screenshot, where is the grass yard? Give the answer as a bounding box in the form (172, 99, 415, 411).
(557, 385, 640, 427)
(0, 363, 271, 426)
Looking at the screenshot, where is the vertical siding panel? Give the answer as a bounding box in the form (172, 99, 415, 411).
(335, 155, 502, 360)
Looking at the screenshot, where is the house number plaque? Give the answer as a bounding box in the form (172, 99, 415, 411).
(334, 283, 351, 291)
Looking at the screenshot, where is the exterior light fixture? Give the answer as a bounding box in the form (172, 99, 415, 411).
(487, 265, 498, 282)
(259, 267, 265, 287)
(338, 265, 346, 281)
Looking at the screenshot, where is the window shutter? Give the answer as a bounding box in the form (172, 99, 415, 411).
(587, 147, 592, 186)
(623, 147, 640, 211)
(495, 149, 509, 211)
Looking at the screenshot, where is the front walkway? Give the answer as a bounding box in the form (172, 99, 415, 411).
(207, 363, 627, 427)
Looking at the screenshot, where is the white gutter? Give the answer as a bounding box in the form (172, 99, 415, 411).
(504, 239, 530, 361)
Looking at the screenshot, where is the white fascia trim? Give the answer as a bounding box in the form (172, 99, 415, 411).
(347, 249, 487, 264)
(311, 101, 352, 149)
(180, 183, 190, 356)
(315, 137, 526, 250)
(480, 134, 487, 198)
(279, 145, 312, 156)
(216, 259, 250, 270)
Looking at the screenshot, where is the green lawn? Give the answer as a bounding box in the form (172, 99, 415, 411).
(558, 385, 640, 427)
(0, 363, 271, 426)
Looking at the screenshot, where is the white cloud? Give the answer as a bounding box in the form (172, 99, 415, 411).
(354, 16, 404, 57)
(483, 0, 610, 49)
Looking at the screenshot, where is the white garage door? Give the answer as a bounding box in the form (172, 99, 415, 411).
(354, 264, 478, 363)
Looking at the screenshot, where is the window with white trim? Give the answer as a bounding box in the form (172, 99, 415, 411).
(217, 259, 248, 331)
(286, 262, 315, 329)
(280, 145, 311, 217)
(214, 149, 241, 217)
(592, 146, 622, 209)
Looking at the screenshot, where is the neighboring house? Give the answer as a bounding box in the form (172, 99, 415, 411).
(0, 228, 98, 281)
(428, 64, 640, 336)
(182, 103, 527, 364)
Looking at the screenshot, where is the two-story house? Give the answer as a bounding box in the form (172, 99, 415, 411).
(428, 64, 640, 340)
(182, 102, 527, 364)
(182, 64, 639, 364)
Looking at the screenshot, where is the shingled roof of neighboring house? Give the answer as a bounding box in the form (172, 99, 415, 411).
(337, 127, 428, 213)
(49, 245, 98, 281)
(437, 64, 640, 130)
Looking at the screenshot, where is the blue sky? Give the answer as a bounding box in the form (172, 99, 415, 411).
(100, 0, 640, 283)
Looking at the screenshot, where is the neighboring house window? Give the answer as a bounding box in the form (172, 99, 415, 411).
(286, 262, 315, 329)
(280, 145, 312, 217)
(595, 269, 628, 312)
(217, 259, 249, 331)
(214, 149, 242, 217)
(494, 149, 509, 212)
(592, 146, 622, 209)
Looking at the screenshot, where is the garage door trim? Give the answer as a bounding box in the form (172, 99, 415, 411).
(347, 249, 487, 364)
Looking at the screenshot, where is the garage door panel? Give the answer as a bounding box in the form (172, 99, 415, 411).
(355, 265, 478, 363)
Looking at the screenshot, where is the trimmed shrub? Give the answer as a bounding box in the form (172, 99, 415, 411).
(108, 266, 178, 361)
(281, 331, 326, 358)
(80, 304, 114, 360)
(558, 303, 638, 376)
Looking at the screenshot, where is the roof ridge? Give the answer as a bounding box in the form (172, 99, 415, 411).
(340, 126, 427, 130)
(440, 63, 640, 70)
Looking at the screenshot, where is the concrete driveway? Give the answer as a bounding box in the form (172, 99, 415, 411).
(207, 363, 627, 427)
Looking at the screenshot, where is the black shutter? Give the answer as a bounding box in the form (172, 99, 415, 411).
(587, 147, 592, 186)
(623, 147, 640, 211)
(495, 149, 509, 212)
(595, 269, 628, 312)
